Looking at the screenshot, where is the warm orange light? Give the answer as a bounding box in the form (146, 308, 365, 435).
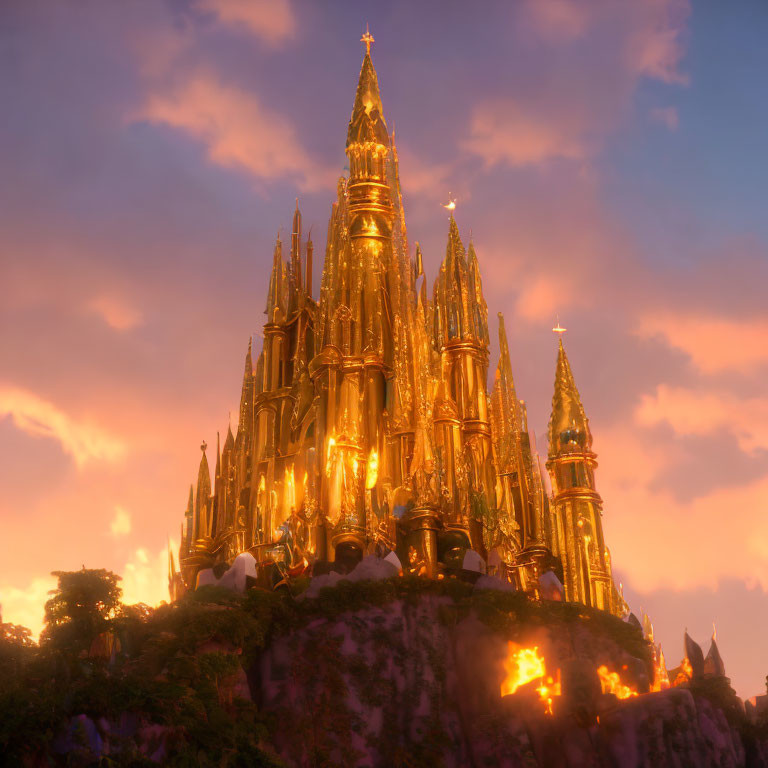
(597, 665, 638, 699)
(501, 643, 561, 714)
(325, 436, 336, 476)
(365, 449, 379, 489)
(536, 670, 562, 715)
(284, 466, 296, 510)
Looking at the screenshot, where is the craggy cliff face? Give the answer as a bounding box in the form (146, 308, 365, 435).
(254, 585, 759, 768)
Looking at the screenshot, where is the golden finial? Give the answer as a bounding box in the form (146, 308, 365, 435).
(443, 195, 456, 212)
(200, 440, 207, 453)
(361, 24, 374, 56)
(552, 315, 567, 334)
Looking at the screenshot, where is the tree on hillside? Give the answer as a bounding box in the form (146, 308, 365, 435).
(41, 568, 122, 652)
(0, 617, 35, 678)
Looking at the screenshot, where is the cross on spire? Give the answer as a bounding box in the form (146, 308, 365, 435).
(361, 23, 374, 56)
(552, 316, 567, 334)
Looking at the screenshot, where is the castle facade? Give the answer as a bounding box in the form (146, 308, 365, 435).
(171, 36, 624, 617)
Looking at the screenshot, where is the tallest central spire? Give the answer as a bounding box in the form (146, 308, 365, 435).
(347, 27, 387, 149)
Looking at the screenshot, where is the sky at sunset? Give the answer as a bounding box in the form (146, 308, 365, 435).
(2, 0, 768, 699)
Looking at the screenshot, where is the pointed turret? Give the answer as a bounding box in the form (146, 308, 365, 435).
(183, 484, 194, 553)
(545, 335, 620, 614)
(490, 313, 547, 563)
(492, 313, 521, 436)
(434, 216, 488, 346)
(345, 30, 394, 233)
(237, 337, 254, 445)
(266, 236, 287, 323)
(305, 228, 313, 299)
(446, 215, 466, 266)
(224, 422, 235, 453)
(194, 441, 212, 540)
(467, 239, 489, 345)
(214, 431, 221, 482)
(347, 45, 387, 149)
(548, 339, 592, 457)
(167, 539, 178, 601)
(433, 216, 468, 345)
(684, 631, 705, 678)
(704, 632, 726, 678)
(290, 199, 303, 303)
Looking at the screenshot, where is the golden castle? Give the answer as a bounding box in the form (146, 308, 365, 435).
(171, 33, 625, 617)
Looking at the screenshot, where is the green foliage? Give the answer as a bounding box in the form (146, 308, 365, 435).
(42, 567, 123, 652)
(0, 566, 741, 766)
(0, 620, 34, 678)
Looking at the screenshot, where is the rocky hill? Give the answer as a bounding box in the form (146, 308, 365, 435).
(2, 564, 766, 767)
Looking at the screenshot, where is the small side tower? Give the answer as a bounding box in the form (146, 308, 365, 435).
(431, 217, 494, 552)
(489, 313, 549, 589)
(546, 339, 622, 615)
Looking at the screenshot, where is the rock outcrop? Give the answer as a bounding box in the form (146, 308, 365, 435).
(12, 577, 767, 767)
(255, 587, 763, 767)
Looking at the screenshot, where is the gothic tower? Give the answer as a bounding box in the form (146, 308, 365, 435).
(489, 313, 548, 588)
(312, 35, 409, 561)
(431, 218, 493, 552)
(546, 339, 622, 615)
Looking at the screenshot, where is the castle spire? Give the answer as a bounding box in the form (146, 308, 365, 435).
(266, 235, 287, 322)
(347, 29, 386, 149)
(434, 215, 474, 343)
(493, 313, 521, 432)
(237, 337, 254, 444)
(545, 338, 621, 614)
(467, 238, 489, 345)
(290, 198, 303, 301)
(224, 420, 235, 452)
(194, 441, 211, 540)
(183, 484, 194, 552)
(305, 228, 313, 299)
(548, 338, 592, 457)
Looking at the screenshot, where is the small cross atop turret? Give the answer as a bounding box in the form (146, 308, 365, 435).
(361, 24, 374, 56)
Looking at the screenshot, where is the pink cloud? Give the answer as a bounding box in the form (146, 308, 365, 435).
(597, 425, 768, 592)
(138, 73, 334, 191)
(0, 385, 126, 468)
(624, 0, 690, 84)
(466, 0, 689, 169)
(394, 144, 454, 201)
(463, 99, 588, 168)
(636, 384, 768, 455)
(197, 0, 295, 45)
(649, 105, 679, 131)
(521, 0, 591, 41)
(636, 312, 768, 374)
(515, 274, 578, 323)
(88, 295, 143, 331)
